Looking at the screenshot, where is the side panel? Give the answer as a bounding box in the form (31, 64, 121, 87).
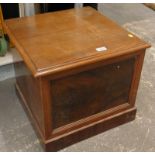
(14, 61, 45, 136)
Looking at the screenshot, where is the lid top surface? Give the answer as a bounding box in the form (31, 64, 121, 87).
(5, 7, 149, 76)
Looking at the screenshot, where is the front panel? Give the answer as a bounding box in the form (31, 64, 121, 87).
(50, 57, 135, 129)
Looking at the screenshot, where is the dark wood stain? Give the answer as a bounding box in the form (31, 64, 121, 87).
(51, 58, 135, 129)
(14, 62, 45, 135)
(4, 7, 150, 151)
(46, 108, 137, 151)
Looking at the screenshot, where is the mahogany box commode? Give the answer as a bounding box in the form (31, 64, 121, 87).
(4, 7, 150, 151)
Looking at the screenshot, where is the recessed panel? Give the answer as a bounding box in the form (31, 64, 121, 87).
(51, 58, 135, 129)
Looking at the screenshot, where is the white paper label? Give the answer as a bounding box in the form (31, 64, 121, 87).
(96, 46, 107, 52)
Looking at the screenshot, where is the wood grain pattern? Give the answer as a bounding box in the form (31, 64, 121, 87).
(4, 7, 150, 151)
(51, 57, 135, 129)
(3, 7, 150, 77)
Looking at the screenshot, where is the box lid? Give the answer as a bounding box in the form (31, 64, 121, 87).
(4, 7, 150, 77)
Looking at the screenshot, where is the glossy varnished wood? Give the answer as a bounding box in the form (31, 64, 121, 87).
(4, 7, 150, 151)
(3, 7, 149, 77)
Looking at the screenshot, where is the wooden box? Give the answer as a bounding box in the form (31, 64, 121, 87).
(4, 7, 150, 151)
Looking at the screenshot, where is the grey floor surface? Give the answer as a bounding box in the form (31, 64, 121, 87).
(0, 4, 155, 152)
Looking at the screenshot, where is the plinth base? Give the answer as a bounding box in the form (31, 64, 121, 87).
(16, 82, 136, 151)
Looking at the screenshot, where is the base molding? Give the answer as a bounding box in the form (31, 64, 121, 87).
(15, 82, 136, 151)
(45, 108, 136, 151)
